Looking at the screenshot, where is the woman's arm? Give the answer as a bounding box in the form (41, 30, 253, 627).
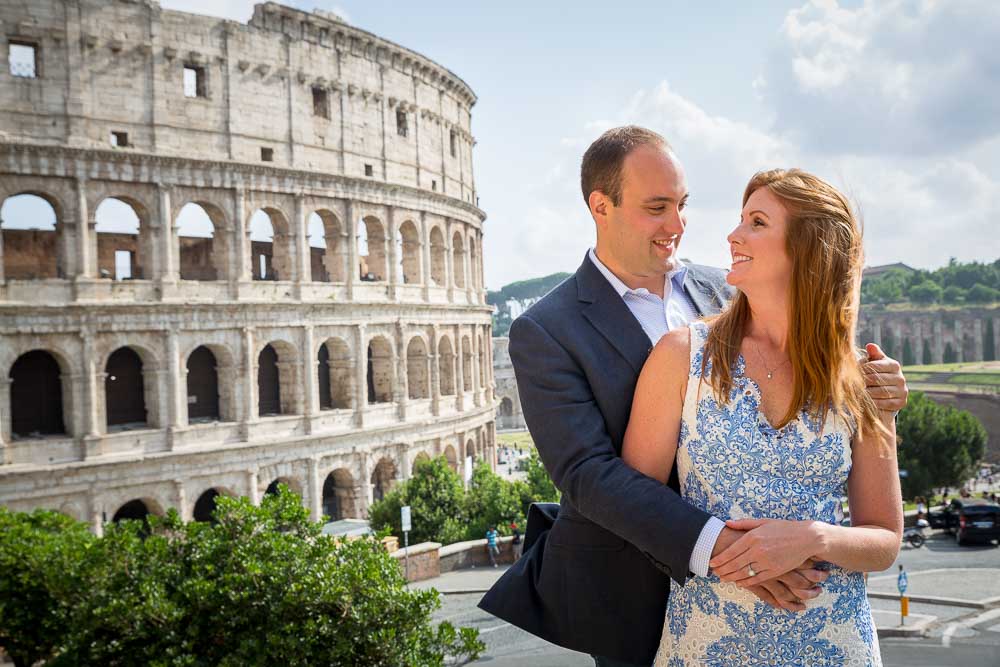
(622, 327, 690, 484)
(814, 413, 903, 571)
(710, 413, 903, 584)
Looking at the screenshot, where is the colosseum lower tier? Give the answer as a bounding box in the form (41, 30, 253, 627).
(0, 1, 496, 533)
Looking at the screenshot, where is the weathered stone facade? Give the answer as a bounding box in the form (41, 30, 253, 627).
(0, 1, 496, 533)
(857, 306, 1000, 365)
(492, 336, 525, 431)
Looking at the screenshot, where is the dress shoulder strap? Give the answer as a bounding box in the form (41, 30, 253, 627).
(684, 321, 711, 409)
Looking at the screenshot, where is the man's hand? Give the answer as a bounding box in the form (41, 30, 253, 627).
(750, 565, 828, 612)
(862, 343, 908, 413)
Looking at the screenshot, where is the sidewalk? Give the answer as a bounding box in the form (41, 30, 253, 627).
(415, 565, 1000, 638)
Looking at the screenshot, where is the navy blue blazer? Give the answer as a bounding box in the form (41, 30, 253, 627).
(479, 253, 734, 664)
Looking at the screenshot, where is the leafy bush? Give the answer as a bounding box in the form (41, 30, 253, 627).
(1, 490, 483, 667)
(0, 509, 95, 667)
(465, 460, 529, 539)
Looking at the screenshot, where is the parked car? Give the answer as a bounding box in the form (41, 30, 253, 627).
(928, 498, 1000, 545)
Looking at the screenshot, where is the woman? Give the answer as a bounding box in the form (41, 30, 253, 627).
(623, 169, 902, 666)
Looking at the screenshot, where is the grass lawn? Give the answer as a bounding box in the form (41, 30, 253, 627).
(497, 430, 535, 451)
(947, 373, 1000, 386)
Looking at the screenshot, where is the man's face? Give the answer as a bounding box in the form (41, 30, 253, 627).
(598, 145, 689, 282)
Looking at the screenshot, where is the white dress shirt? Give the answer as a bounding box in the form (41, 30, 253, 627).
(588, 248, 725, 577)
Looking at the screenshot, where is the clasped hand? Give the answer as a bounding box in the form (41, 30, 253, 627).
(709, 518, 823, 588)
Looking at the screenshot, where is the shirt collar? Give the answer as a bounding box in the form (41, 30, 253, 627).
(587, 247, 688, 298)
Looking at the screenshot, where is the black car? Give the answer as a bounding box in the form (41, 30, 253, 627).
(928, 498, 1000, 545)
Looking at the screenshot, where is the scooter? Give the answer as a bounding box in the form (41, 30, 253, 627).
(903, 518, 929, 548)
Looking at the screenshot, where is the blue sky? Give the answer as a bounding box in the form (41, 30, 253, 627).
(45, 1, 1000, 288)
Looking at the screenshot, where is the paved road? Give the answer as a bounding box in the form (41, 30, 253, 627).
(428, 531, 1000, 666)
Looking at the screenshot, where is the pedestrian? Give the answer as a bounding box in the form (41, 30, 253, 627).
(486, 525, 500, 568)
(511, 522, 522, 561)
(915, 496, 927, 520)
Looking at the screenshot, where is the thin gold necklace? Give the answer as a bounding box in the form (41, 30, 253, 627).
(752, 340, 790, 380)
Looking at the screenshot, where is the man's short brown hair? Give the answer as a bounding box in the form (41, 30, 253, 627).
(580, 125, 669, 207)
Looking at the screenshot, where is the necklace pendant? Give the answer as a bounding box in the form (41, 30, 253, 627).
(767, 372, 773, 380)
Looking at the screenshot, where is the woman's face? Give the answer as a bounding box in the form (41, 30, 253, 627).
(726, 187, 793, 293)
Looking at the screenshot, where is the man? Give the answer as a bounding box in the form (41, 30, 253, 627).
(478, 126, 908, 666)
(485, 525, 500, 568)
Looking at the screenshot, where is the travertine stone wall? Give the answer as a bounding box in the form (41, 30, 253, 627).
(492, 336, 525, 431)
(857, 307, 1000, 365)
(0, 1, 496, 533)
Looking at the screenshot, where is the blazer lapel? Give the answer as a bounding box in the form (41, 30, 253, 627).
(683, 270, 720, 318)
(576, 254, 651, 375)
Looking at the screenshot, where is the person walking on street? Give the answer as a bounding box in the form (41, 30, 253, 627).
(486, 526, 500, 567)
(511, 522, 523, 561)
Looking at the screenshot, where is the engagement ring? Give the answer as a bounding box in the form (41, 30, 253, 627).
(747, 565, 756, 578)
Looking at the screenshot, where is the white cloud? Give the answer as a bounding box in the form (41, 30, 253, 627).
(487, 1, 1000, 287)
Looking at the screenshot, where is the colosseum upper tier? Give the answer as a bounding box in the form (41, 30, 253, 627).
(0, 1, 496, 532)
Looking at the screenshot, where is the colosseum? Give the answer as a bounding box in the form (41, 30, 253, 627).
(0, 1, 496, 533)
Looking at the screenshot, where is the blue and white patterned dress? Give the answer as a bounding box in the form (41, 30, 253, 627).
(654, 322, 881, 667)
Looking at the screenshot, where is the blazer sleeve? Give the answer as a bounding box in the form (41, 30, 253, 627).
(509, 312, 711, 584)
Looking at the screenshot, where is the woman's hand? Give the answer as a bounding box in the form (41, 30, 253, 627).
(709, 518, 826, 587)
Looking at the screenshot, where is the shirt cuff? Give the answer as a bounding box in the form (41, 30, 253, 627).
(688, 516, 726, 577)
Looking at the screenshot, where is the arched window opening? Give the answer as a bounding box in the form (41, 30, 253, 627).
(320, 338, 353, 409)
(186, 346, 220, 423)
(317, 343, 332, 409)
(257, 344, 281, 416)
(358, 216, 387, 281)
(9, 350, 65, 438)
(1, 194, 60, 279)
(177, 202, 223, 281)
(429, 226, 446, 286)
(452, 232, 466, 288)
(406, 337, 430, 399)
(112, 499, 151, 523)
(370, 457, 397, 503)
(193, 488, 222, 523)
(367, 338, 393, 404)
(499, 397, 514, 417)
(461, 336, 473, 392)
(105, 347, 147, 428)
(307, 212, 329, 282)
(398, 220, 420, 284)
(438, 337, 455, 396)
(95, 198, 144, 280)
(250, 209, 276, 281)
(322, 469, 355, 521)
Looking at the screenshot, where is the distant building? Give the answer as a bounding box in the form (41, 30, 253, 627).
(863, 262, 917, 279)
(493, 337, 526, 431)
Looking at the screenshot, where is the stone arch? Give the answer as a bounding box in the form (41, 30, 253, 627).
(466, 438, 477, 462)
(478, 332, 487, 388)
(185, 345, 220, 422)
(318, 337, 353, 409)
(438, 335, 456, 396)
(412, 450, 432, 474)
(264, 476, 303, 498)
(249, 206, 293, 281)
(104, 345, 155, 429)
(370, 456, 398, 502)
(452, 230, 466, 288)
(112, 497, 164, 523)
(429, 225, 446, 286)
(176, 201, 228, 281)
(322, 468, 356, 520)
(499, 396, 514, 417)
(469, 234, 480, 291)
(9, 350, 67, 438)
(461, 335, 473, 392)
(182, 342, 236, 423)
(311, 209, 347, 282)
(367, 335, 394, 404)
(442, 445, 458, 472)
(0, 193, 62, 279)
(358, 215, 387, 281)
(192, 487, 233, 523)
(95, 196, 150, 280)
(257, 340, 301, 417)
(397, 219, 421, 284)
(406, 335, 430, 399)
